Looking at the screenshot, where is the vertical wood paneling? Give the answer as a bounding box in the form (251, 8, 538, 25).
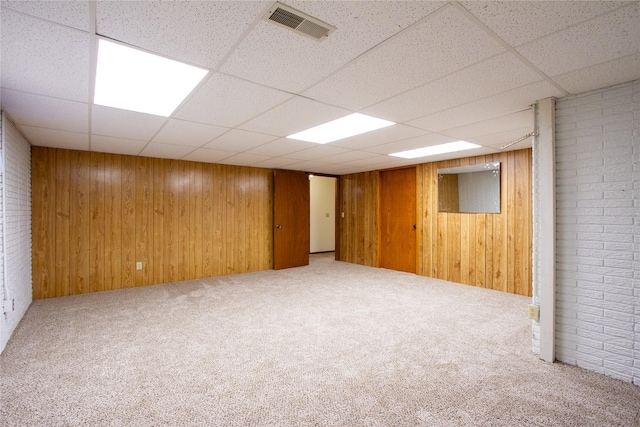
(212, 164, 225, 276)
(190, 162, 203, 278)
(89, 152, 105, 293)
(31, 148, 274, 299)
(152, 158, 164, 285)
(178, 160, 189, 281)
(135, 156, 153, 287)
(70, 150, 91, 295)
(55, 149, 71, 297)
(105, 154, 122, 291)
(31, 147, 55, 299)
(506, 151, 517, 294)
(164, 159, 179, 283)
(515, 149, 532, 296)
(121, 155, 135, 288)
(338, 171, 378, 267)
(418, 150, 531, 296)
(340, 149, 532, 297)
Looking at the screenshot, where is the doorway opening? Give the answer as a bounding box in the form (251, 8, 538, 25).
(310, 175, 336, 254)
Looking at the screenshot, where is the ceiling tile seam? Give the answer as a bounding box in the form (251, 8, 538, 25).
(361, 49, 515, 118)
(18, 123, 87, 138)
(512, 1, 638, 51)
(549, 51, 640, 83)
(297, 2, 453, 97)
(449, 1, 570, 97)
(437, 106, 534, 138)
(0, 87, 88, 107)
(179, 146, 237, 163)
(133, 68, 219, 157)
(209, 1, 279, 73)
(401, 78, 550, 131)
(2, 112, 35, 146)
(87, 0, 97, 152)
(0, 6, 90, 34)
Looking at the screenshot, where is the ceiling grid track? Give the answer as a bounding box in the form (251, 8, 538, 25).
(450, 1, 570, 97)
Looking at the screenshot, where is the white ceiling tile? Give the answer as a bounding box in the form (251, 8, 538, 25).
(245, 138, 312, 157)
(92, 105, 166, 141)
(1, 89, 88, 132)
(469, 127, 534, 151)
(139, 142, 195, 160)
(220, 1, 446, 93)
(303, 4, 504, 110)
(408, 80, 564, 132)
(95, 1, 266, 69)
(418, 146, 498, 164)
(319, 150, 380, 164)
(1, 0, 90, 31)
(91, 135, 147, 156)
(282, 145, 351, 161)
(1, 9, 89, 101)
(175, 73, 292, 128)
(461, 1, 626, 47)
(332, 124, 428, 150)
(251, 157, 303, 170)
(516, 3, 640, 78)
(205, 129, 278, 152)
(220, 153, 272, 167)
(152, 119, 228, 147)
(239, 98, 350, 137)
(21, 126, 88, 151)
(345, 155, 419, 170)
(182, 148, 235, 164)
(364, 134, 457, 155)
(365, 53, 541, 123)
(551, 53, 640, 95)
(284, 160, 344, 174)
(440, 110, 533, 141)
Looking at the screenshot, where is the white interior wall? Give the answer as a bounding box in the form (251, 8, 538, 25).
(553, 80, 639, 384)
(0, 113, 33, 354)
(310, 176, 335, 253)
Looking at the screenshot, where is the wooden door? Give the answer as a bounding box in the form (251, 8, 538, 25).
(379, 168, 416, 273)
(274, 169, 310, 270)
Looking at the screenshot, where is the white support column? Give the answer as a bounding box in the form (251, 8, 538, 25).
(537, 97, 556, 362)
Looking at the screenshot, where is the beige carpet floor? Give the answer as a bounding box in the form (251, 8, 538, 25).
(1, 254, 639, 426)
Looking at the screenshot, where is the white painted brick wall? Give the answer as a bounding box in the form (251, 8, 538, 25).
(0, 114, 32, 354)
(554, 80, 639, 384)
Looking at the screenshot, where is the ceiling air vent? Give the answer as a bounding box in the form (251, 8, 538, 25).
(264, 2, 335, 41)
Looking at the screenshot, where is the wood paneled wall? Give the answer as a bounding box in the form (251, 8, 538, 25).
(32, 147, 273, 299)
(338, 171, 378, 267)
(418, 149, 532, 296)
(338, 149, 532, 296)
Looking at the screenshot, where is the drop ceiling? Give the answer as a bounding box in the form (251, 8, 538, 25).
(1, 0, 639, 175)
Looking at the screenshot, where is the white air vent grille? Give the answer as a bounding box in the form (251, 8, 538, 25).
(264, 2, 335, 41)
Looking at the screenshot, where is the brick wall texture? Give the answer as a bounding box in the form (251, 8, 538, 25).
(0, 114, 32, 353)
(554, 80, 639, 384)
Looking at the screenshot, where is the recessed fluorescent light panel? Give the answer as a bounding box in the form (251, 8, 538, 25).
(389, 141, 481, 159)
(287, 113, 395, 144)
(94, 39, 208, 117)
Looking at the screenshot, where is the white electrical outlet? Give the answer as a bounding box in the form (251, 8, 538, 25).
(3, 299, 15, 313)
(528, 304, 540, 321)
(136, 262, 143, 270)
